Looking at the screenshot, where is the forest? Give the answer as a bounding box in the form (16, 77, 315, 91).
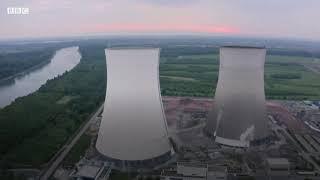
(0, 49, 56, 80)
(0, 43, 106, 170)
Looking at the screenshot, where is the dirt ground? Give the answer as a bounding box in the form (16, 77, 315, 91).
(163, 96, 306, 132)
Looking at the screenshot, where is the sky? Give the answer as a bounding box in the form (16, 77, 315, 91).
(1, 0, 320, 40)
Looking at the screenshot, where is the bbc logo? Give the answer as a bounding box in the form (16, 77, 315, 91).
(7, 7, 29, 15)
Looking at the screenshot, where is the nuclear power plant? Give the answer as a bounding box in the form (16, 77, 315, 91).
(96, 48, 172, 167)
(205, 46, 269, 147)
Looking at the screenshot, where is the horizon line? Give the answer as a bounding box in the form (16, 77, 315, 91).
(0, 33, 319, 44)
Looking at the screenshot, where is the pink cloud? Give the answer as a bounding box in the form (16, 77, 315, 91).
(88, 23, 239, 34)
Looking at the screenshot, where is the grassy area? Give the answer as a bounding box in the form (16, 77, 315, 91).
(160, 75, 196, 81)
(62, 134, 91, 166)
(159, 53, 320, 100)
(265, 56, 320, 99)
(159, 54, 219, 97)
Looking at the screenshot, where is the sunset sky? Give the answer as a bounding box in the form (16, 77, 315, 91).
(1, 0, 320, 40)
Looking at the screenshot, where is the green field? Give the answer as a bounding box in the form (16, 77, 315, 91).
(160, 54, 320, 100)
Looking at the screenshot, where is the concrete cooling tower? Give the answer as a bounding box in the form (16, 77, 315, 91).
(96, 48, 172, 167)
(205, 46, 269, 148)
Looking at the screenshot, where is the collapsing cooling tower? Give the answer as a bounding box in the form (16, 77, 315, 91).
(205, 46, 269, 147)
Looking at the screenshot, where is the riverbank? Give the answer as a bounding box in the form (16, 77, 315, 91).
(0, 47, 81, 108)
(0, 53, 54, 84)
(0, 45, 105, 170)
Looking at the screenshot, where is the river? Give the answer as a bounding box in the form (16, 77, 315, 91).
(0, 46, 81, 108)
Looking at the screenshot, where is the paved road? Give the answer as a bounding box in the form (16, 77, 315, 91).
(40, 105, 104, 180)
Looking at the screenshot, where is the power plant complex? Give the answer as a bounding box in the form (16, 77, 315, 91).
(34, 42, 318, 180)
(96, 46, 269, 168)
(205, 46, 269, 147)
(96, 48, 173, 167)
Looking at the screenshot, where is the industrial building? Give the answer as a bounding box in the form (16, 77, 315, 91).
(266, 158, 290, 178)
(205, 46, 269, 147)
(69, 163, 112, 180)
(160, 162, 226, 180)
(95, 48, 172, 167)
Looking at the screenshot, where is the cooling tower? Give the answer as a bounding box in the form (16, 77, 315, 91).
(96, 48, 172, 166)
(205, 46, 268, 148)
